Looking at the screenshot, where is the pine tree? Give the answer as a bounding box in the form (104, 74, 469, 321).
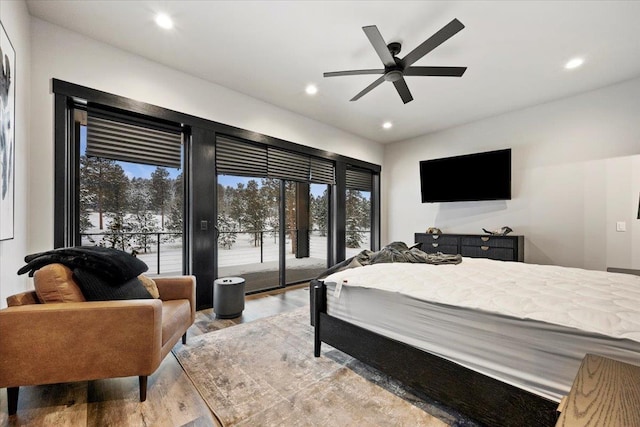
(285, 181, 297, 254)
(244, 180, 267, 246)
(79, 168, 95, 233)
(165, 173, 184, 235)
(80, 155, 129, 230)
(311, 188, 328, 236)
(260, 178, 280, 243)
(128, 177, 151, 214)
(228, 182, 246, 231)
(100, 212, 133, 251)
(217, 213, 237, 249)
(150, 167, 171, 229)
(129, 210, 158, 253)
(346, 189, 367, 248)
(346, 217, 363, 248)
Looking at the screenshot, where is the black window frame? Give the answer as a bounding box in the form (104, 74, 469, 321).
(53, 79, 381, 309)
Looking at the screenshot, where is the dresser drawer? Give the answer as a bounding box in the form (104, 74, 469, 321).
(461, 245, 514, 261)
(415, 233, 523, 261)
(460, 236, 515, 248)
(418, 234, 459, 246)
(421, 243, 459, 255)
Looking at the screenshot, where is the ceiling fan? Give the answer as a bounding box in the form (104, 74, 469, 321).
(324, 19, 467, 104)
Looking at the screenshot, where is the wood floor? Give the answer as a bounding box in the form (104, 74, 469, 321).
(0, 285, 310, 427)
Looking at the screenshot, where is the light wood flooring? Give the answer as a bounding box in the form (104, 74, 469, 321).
(0, 285, 310, 427)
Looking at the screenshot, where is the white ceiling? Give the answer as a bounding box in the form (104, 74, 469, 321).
(26, 1, 640, 144)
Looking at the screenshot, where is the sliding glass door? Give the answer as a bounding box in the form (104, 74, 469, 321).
(216, 176, 329, 293)
(283, 182, 329, 284)
(345, 188, 371, 258)
(216, 175, 280, 293)
(345, 167, 373, 257)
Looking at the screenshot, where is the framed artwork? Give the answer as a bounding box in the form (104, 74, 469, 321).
(1, 20, 15, 240)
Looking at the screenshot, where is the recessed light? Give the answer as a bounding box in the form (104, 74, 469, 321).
(382, 121, 393, 129)
(305, 84, 318, 95)
(564, 57, 584, 70)
(155, 13, 174, 30)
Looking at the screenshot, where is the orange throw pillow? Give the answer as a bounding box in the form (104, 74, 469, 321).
(138, 274, 160, 299)
(33, 263, 86, 303)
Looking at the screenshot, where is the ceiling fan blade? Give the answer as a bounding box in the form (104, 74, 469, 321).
(403, 66, 467, 77)
(350, 76, 386, 101)
(393, 78, 413, 104)
(401, 18, 465, 68)
(362, 25, 396, 68)
(323, 69, 385, 77)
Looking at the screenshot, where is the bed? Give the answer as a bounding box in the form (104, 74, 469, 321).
(310, 250, 640, 427)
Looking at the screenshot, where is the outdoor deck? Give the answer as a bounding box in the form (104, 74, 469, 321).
(90, 232, 368, 294)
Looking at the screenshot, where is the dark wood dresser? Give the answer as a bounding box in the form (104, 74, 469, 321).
(414, 232, 524, 262)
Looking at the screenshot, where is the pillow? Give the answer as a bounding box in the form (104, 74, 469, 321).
(138, 274, 160, 299)
(33, 263, 86, 303)
(72, 268, 153, 301)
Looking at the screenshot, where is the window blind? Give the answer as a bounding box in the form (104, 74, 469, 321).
(310, 157, 335, 185)
(346, 167, 373, 192)
(86, 108, 182, 168)
(216, 135, 335, 184)
(267, 147, 310, 182)
(215, 135, 268, 177)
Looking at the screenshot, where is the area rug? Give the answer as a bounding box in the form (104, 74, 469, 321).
(173, 307, 478, 427)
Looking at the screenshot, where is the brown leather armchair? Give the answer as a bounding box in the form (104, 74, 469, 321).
(0, 264, 196, 415)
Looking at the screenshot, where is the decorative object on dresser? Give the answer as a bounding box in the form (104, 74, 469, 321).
(482, 226, 513, 236)
(415, 232, 524, 262)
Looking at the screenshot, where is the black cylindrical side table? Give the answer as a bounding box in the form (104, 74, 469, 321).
(213, 277, 245, 319)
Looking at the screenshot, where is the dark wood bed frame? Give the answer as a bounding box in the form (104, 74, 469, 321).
(310, 279, 559, 427)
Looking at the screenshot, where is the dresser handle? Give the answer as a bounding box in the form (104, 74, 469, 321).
(432, 235, 440, 240)
(432, 243, 439, 248)
(481, 236, 490, 242)
(481, 246, 489, 251)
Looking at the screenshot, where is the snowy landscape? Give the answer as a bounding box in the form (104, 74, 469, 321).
(82, 213, 369, 278)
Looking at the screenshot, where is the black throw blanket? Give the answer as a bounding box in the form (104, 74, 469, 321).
(17, 246, 148, 282)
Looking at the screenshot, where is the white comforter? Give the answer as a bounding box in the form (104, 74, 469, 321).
(323, 257, 640, 342)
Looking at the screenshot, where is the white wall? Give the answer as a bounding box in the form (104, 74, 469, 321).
(0, 0, 31, 308)
(384, 77, 640, 270)
(29, 18, 382, 255)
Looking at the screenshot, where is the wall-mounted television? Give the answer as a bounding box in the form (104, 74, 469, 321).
(420, 148, 511, 203)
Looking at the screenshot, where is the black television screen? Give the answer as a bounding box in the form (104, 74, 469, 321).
(420, 149, 511, 203)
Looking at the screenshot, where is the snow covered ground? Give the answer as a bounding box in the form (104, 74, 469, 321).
(82, 213, 369, 276)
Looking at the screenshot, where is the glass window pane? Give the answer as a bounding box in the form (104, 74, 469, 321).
(217, 175, 280, 293)
(345, 189, 371, 258)
(79, 124, 184, 276)
(284, 182, 329, 284)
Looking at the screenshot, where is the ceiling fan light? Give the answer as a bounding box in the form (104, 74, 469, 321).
(305, 84, 318, 95)
(565, 57, 584, 70)
(384, 70, 403, 82)
(155, 13, 174, 30)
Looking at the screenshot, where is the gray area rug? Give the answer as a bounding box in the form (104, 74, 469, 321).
(173, 307, 479, 427)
